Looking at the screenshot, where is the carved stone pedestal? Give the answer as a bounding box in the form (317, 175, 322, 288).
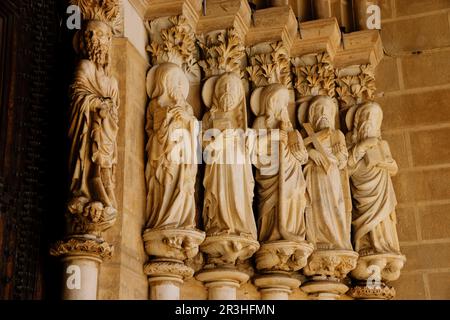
(50, 235, 113, 300)
(349, 253, 406, 300)
(301, 250, 358, 300)
(143, 228, 205, 300)
(253, 241, 313, 300)
(197, 235, 259, 300)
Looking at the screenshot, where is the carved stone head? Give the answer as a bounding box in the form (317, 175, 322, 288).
(81, 20, 113, 69)
(308, 96, 337, 131)
(148, 62, 189, 102)
(212, 72, 244, 112)
(353, 102, 383, 141)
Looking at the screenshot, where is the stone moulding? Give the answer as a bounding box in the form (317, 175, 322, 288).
(144, 259, 195, 280)
(50, 236, 113, 261)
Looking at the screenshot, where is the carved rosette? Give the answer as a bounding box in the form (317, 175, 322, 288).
(336, 64, 376, 110)
(50, 236, 113, 261)
(291, 52, 336, 100)
(200, 235, 260, 270)
(246, 41, 292, 88)
(255, 241, 314, 273)
(197, 28, 246, 78)
(146, 15, 201, 81)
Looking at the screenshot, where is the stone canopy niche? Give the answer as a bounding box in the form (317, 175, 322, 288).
(63, 0, 407, 300)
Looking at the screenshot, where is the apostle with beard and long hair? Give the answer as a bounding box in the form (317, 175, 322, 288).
(145, 62, 199, 230)
(347, 102, 401, 256)
(301, 96, 353, 251)
(68, 20, 119, 226)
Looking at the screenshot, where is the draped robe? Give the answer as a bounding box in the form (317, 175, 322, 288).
(69, 59, 119, 204)
(348, 139, 401, 255)
(145, 98, 198, 230)
(304, 130, 353, 251)
(253, 119, 308, 243)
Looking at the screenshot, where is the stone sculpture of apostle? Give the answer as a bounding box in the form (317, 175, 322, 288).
(144, 62, 199, 231)
(201, 72, 257, 240)
(346, 101, 401, 256)
(68, 20, 119, 234)
(299, 95, 353, 251)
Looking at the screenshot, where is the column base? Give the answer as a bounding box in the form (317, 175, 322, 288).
(144, 259, 194, 300)
(254, 273, 301, 300)
(301, 278, 349, 300)
(196, 268, 249, 300)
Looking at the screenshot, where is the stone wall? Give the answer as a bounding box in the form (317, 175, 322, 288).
(375, 0, 450, 300)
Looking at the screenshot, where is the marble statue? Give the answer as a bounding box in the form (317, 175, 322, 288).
(201, 72, 257, 240)
(346, 101, 401, 255)
(144, 62, 198, 231)
(68, 20, 119, 234)
(299, 95, 353, 251)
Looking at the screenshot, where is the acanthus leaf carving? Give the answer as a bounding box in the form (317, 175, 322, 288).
(336, 64, 376, 109)
(292, 52, 336, 99)
(50, 237, 113, 260)
(146, 15, 200, 81)
(69, 0, 122, 34)
(197, 28, 246, 78)
(247, 42, 291, 88)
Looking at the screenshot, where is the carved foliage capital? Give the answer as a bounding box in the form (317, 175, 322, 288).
(303, 250, 358, 279)
(50, 237, 113, 260)
(292, 52, 336, 99)
(146, 15, 200, 81)
(69, 0, 122, 33)
(336, 64, 376, 109)
(198, 28, 246, 79)
(246, 42, 291, 88)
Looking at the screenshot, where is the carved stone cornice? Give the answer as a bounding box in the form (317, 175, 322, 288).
(246, 41, 292, 88)
(196, 0, 252, 37)
(246, 6, 298, 51)
(50, 236, 113, 261)
(291, 52, 336, 100)
(146, 15, 201, 81)
(334, 30, 383, 69)
(138, 0, 202, 29)
(291, 18, 341, 61)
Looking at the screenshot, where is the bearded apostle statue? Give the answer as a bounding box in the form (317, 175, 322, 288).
(67, 20, 119, 235)
(346, 102, 401, 256)
(199, 72, 259, 267)
(346, 101, 406, 299)
(250, 84, 313, 272)
(298, 96, 353, 251)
